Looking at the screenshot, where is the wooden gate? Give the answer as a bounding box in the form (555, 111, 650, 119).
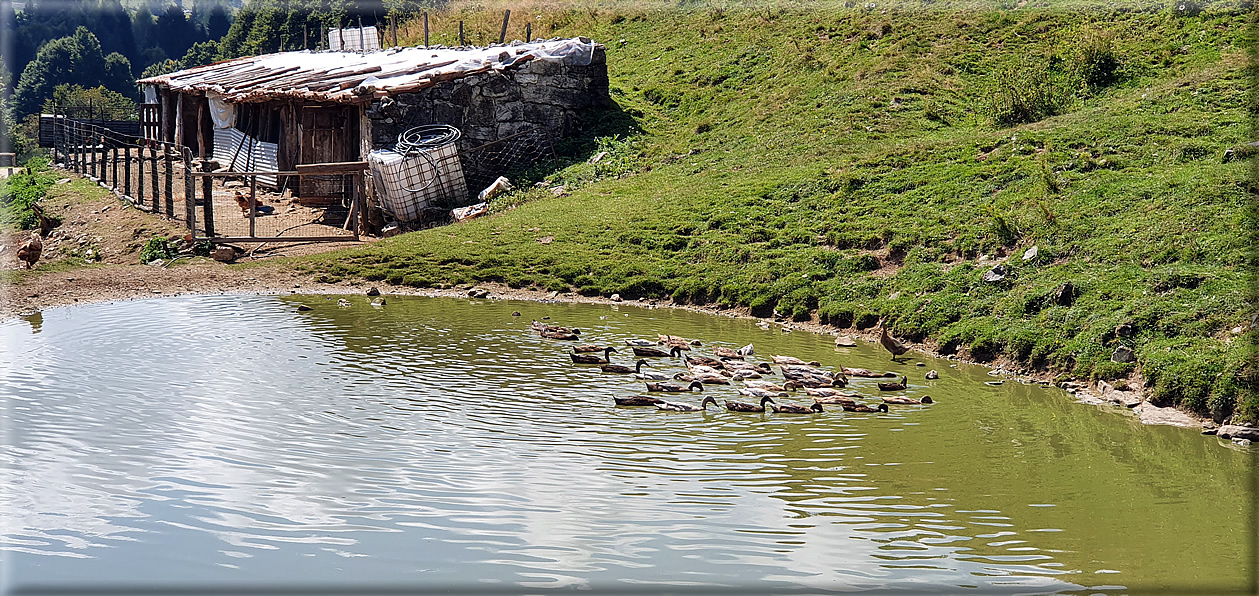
(300, 106, 348, 202)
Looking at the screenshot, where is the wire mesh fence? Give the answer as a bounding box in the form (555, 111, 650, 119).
(460, 127, 557, 201)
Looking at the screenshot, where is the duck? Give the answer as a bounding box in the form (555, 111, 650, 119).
(725, 395, 776, 412)
(842, 367, 897, 378)
(926, 370, 940, 380)
(742, 380, 794, 392)
(877, 376, 908, 391)
(655, 396, 719, 412)
(645, 381, 704, 393)
(811, 394, 858, 406)
(573, 344, 608, 353)
(658, 334, 695, 349)
(840, 402, 889, 413)
(633, 345, 684, 358)
(771, 355, 821, 366)
(634, 369, 674, 381)
(729, 369, 763, 380)
(805, 387, 857, 399)
(772, 401, 825, 414)
(878, 320, 911, 362)
(686, 355, 725, 369)
(571, 347, 617, 364)
(736, 343, 755, 356)
(883, 395, 934, 405)
(673, 371, 731, 385)
(713, 346, 744, 359)
(625, 338, 659, 347)
(602, 359, 649, 374)
(737, 387, 787, 399)
(614, 395, 665, 406)
(541, 329, 580, 340)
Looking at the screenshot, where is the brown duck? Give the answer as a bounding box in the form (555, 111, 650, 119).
(614, 395, 665, 406)
(633, 345, 684, 358)
(725, 395, 775, 412)
(602, 359, 649, 374)
(645, 381, 704, 393)
(877, 376, 908, 391)
(883, 395, 933, 405)
(878, 320, 910, 362)
(655, 396, 720, 412)
(772, 401, 824, 414)
(841, 402, 889, 413)
(571, 347, 617, 364)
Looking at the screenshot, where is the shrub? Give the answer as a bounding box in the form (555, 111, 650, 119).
(140, 236, 178, 263)
(987, 56, 1073, 126)
(1070, 28, 1121, 90)
(0, 157, 56, 230)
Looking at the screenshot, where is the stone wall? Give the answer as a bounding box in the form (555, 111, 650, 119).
(366, 45, 610, 151)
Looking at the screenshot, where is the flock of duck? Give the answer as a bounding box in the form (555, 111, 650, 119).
(529, 319, 936, 415)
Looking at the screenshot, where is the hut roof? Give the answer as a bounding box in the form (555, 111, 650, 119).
(137, 37, 598, 104)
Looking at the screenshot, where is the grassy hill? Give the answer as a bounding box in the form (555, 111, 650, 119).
(301, 1, 1256, 423)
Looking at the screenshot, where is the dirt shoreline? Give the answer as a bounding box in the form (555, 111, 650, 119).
(1, 170, 1220, 435)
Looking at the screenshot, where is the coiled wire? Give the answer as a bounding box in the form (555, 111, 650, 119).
(393, 125, 461, 193)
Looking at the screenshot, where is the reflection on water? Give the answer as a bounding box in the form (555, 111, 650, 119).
(1, 295, 1253, 593)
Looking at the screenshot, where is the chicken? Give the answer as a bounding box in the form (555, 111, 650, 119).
(16, 231, 42, 269)
(234, 191, 274, 217)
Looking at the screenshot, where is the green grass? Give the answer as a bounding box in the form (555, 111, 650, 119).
(295, 3, 1256, 423)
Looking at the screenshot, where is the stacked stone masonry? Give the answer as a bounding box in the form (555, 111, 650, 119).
(367, 46, 610, 151)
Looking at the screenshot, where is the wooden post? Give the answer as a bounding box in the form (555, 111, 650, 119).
(197, 100, 208, 159)
(391, 14, 397, 47)
(164, 145, 174, 217)
(499, 10, 510, 44)
(183, 148, 195, 231)
(201, 160, 215, 236)
(174, 93, 184, 149)
(124, 146, 131, 197)
(112, 146, 118, 188)
(249, 174, 257, 238)
(137, 142, 145, 207)
(159, 91, 170, 143)
(459, 21, 464, 46)
(526, 23, 531, 43)
(423, 12, 429, 47)
(150, 145, 159, 208)
(339, 22, 345, 50)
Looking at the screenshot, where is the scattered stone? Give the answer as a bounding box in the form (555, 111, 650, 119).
(1134, 402, 1199, 428)
(1216, 425, 1259, 442)
(337, 299, 352, 307)
(467, 288, 490, 299)
(1115, 322, 1134, 338)
(888, 291, 900, 300)
(1111, 345, 1135, 363)
(366, 287, 381, 296)
(224, 181, 244, 189)
(915, 361, 925, 367)
(211, 247, 237, 262)
(985, 380, 1004, 386)
(610, 293, 622, 302)
(1022, 245, 1039, 261)
(550, 185, 568, 197)
(511, 311, 521, 317)
(926, 370, 939, 380)
(835, 335, 857, 347)
(982, 264, 1007, 283)
(537, 236, 554, 244)
(590, 151, 609, 163)
(690, 339, 702, 346)
(1233, 438, 1252, 447)
(547, 291, 559, 299)
(297, 305, 313, 312)
(56, 178, 70, 184)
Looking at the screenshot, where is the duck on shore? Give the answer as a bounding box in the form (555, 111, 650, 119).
(879, 320, 910, 362)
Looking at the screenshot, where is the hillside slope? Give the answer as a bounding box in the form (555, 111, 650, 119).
(304, 4, 1256, 423)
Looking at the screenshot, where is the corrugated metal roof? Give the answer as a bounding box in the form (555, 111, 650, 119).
(138, 37, 598, 104)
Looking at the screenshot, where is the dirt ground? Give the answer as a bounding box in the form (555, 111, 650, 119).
(2, 169, 1208, 432)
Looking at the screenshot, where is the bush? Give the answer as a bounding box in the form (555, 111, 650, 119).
(0, 158, 56, 230)
(988, 56, 1073, 127)
(1070, 28, 1121, 90)
(140, 236, 178, 263)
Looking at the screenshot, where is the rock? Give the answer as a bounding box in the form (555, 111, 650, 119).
(1216, 425, 1259, 442)
(690, 339, 702, 346)
(1222, 148, 1235, 162)
(56, 178, 71, 184)
(297, 305, 313, 312)
(926, 370, 939, 380)
(211, 247, 237, 262)
(610, 294, 623, 302)
(224, 181, 244, 189)
(985, 380, 1004, 386)
(835, 335, 857, 347)
(367, 287, 381, 296)
(1054, 282, 1076, 306)
(982, 264, 1007, 283)
(1233, 438, 1252, 447)
(511, 311, 521, 317)
(1111, 345, 1135, 363)
(888, 291, 901, 300)
(915, 361, 925, 367)
(1022, 245, 1039, 261)
(1115, 322, 1134, 338)
(1134, 402, 1199, 428)
(467, 288, 489, 299)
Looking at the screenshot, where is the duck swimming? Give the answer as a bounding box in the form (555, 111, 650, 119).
(655, 396, 719, 412)
(713, 346, 744, 359)
(633, 345, 684, 358)
(645, 381, 704, 393)
(614, 395, 665, 406)
(877, 376, 908, 391)
(771, 355, 821, 366)
(634, 369, 674, 381)
(673, 372, 731, 385)
(571, 347, 617, 364)
(573, 344, 608, 353)
(737, 386, 787, 399)
(602, 359, 649, 374)
(625, 339, 659, 347)
(840, 402, 889, 413)
(725, 395, 775, 412)
(772, 401, 825, 414)
(882, 395, 933, 405)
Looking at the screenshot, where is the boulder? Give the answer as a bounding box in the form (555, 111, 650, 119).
(610, 294, 623, 302)
(211, 247, 237, 263)
(1134, 402, 1199, 428)
(1111, 345, 1135, 363)
(926, 370, 939, 380)
(982, 264, 1007, 283)
(1054, 282, 1076, 306)
(1216, 425, 1259, 442)
(834, 336, 857, 347)
(1022, 245, 1039, 261)
(367, 286, 381, 296)
(1115, 322, 1134, 338)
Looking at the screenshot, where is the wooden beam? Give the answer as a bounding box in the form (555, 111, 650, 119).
(295, 161, 368, 175)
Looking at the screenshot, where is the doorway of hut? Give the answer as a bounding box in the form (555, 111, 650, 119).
(300, 106, 359, 207)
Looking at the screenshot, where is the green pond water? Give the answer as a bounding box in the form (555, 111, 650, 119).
(1, 294, 1254, 594)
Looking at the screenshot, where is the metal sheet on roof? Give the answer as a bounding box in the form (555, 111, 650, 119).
(138, 37, 598, 104)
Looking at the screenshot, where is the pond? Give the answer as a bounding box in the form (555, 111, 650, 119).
(2, 295, 1254, 593)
